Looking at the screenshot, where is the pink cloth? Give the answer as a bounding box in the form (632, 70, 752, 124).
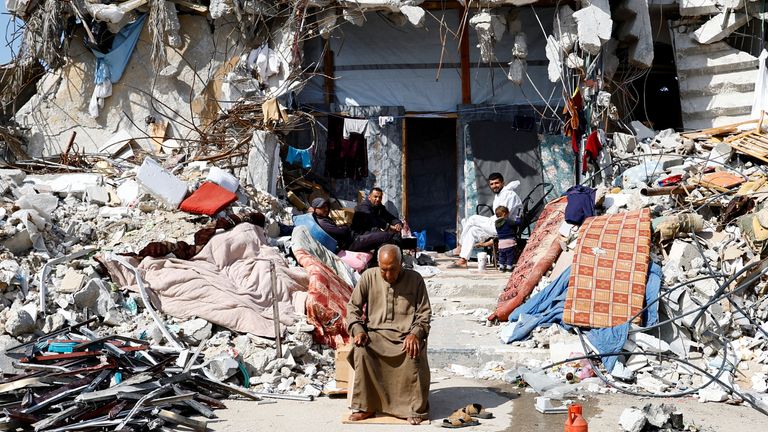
(100, 224, 309, 338)
(337, 250, 373, 273)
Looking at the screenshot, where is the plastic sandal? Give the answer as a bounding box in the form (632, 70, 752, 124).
(441, 410, 479, 428)
(463, 403, 494, 419)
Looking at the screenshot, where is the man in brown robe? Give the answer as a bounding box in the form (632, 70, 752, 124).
(346, 244, 431, 425)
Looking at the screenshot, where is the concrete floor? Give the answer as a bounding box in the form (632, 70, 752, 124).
(207, 372, 768, 431)
(204, 257, 768, 430)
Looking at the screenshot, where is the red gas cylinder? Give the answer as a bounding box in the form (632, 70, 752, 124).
(564, 403, 589, 432)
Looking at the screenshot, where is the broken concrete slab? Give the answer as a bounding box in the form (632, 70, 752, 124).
(693, 12, 749, 45)
(619, 407, 646, 432)
(136, 158, 188, 209)
(85, 186, 110, 206)
(16, 193, 59, 220)
(0, 169, 26, 184)
(553, 5, 577, 53)
(679, 0, 719, 16)
(25, 174, 103, 196)
(572, 1, 612, 55)
(4, 308, 36, 337)
(58, 269, 86, 293)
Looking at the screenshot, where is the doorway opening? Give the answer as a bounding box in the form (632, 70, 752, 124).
(405, 117, 457, 252)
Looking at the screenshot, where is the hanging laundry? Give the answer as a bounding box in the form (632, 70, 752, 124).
(262, 98, 287, 128)
(89, 14, 147, 118)
(378, 116, 394, 127)
(343, 118, 368, 139)
(327, 116, 368, 180)
(563, 88, 586, 166)
(247, 44, 281, 79)
(286, 146, 312, 169)
(583, 130, 603, 173)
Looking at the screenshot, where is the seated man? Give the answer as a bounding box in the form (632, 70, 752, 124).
(309, 197, 352, 250)
(452, 172, 522, 267)
(346, 244, 431, 425)
(348, 187, 402, 252)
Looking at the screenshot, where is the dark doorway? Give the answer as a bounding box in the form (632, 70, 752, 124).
(405, 117, 457, 251)
(631, 42, 684, 131)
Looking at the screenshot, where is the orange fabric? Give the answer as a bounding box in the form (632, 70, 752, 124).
(180, 182, 237, 216)
(488, 197, 567, 322)
(563, 209, 651, 328)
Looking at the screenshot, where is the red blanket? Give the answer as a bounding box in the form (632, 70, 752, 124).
(563, 209, 651, 328)
(489, 197, 567, 322)
(294, 249, 353, 348)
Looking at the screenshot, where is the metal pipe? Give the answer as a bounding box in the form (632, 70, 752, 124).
(640, 184, 697, 196)
(269, 260, 283, 359)
(254, 392, 315, 402)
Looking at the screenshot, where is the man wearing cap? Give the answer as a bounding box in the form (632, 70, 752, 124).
(349, 187, 402, 252)
(310, 197, 353, 250)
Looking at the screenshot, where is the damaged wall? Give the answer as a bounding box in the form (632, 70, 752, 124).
(14, 15, 242, 156)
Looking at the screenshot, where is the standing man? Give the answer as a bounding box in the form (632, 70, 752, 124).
(348, 187, 403, 252)
(452, 172, 522, 267)
(346, 244, 431, 425)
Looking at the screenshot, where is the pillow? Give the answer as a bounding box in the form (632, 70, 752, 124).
(180, 182, 237, 216)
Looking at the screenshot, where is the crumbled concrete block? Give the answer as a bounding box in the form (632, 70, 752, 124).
(644, 403, 675, 427)
(553, 5, 577, 53)
(680, 0, 719, 16)
(632, 332, 671, 353)
(620, 0, 654, 68)
(59, 269, 86, 294)
(637, 375, 668, 393)
(631, 121, 655, 141)
(572, 1, 612, 55)
(698, 384, 728, 402)
(206, 353, 240, 380)
(400, 5, 425, 27)
(26, 173, 103, 196)
(0, 335, 24, 374)
(181, 318, 212, 344)
(668, 240, 699, 271)
(206, 167, 240, 193)
(0, 169, 26, 184)
(619, 407, 646, 432)
(42, 312, 67, 333)
(5, 308, 36, 336)
(136, 158, 188, 209)
(3, 230, 33, 255)
(85, 186, 110, 205)
(545, 35, 563, 83)
(614, 133, 637, 154)
(752, 373, 768, 393)
(507, 58, 525, 85)
(16, 193, 59, 221)
(693, 12, 749, 44)
(73, 280, 100, 309)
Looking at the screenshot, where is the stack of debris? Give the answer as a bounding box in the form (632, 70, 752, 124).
(459, 118, 768, 417)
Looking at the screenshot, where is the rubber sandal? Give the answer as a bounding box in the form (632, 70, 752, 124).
(463, 403, 494, 419)
(441, 410, 479, 428)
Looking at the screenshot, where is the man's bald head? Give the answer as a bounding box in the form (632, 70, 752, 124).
(378, 245, 402, 284)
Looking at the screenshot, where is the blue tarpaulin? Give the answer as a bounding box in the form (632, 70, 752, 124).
(500, 262, 664, 373)
(92, 15, 147, 85)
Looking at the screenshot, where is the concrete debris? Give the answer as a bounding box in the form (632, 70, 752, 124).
(572, 0, 613, 55)
(470, 10, 507, 63)
(693, 11, 749, 44)
(553, 5, 578, 54)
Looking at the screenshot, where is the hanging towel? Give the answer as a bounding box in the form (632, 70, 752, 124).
(262, 98, 287, 128)
(91, 14, 147, 85)
(286, 146, 312, 169)
(342, 118, 368, 139)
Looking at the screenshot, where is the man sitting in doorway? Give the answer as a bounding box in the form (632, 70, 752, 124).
(348, 187, 402, 253)
(309, 197, 352, 250)
(346, 244, 431, 425)
(451, 172, 522, 267)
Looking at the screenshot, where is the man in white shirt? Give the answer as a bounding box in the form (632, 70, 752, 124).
(452, 172, 522, 268)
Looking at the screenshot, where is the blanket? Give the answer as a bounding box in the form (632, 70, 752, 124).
(291, 225, 359, 287)
(101, 223, 309, 338)
(489, 197, 568, 322)
(563, 209, 652, 328)
(294, 249, 353, 348)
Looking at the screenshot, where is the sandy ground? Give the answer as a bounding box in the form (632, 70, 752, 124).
(203, 372, 768, 431)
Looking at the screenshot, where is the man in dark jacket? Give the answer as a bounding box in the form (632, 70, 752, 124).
(310, 197, 352, 250)
(348, 188, 402, 252)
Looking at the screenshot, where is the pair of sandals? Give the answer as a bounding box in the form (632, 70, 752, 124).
(441, 404, 493, 428)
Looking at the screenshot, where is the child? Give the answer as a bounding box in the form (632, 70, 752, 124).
(494, 206, 517, 272)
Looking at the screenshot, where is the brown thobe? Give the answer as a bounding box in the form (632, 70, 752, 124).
(346, 268, 432, 420)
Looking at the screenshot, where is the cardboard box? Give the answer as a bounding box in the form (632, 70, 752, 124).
(330, 208, 354, 226)
(335, 343, 353, 388)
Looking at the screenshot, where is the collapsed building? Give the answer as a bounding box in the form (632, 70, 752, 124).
(2, 0, 768, 428)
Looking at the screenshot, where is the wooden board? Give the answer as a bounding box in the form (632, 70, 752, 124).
(341, 413, 431, 425)
(725, 130, 768, 164)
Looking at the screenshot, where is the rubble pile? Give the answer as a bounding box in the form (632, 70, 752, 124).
(619, 403, 696, 432)
(0, 152, 348, 428)
(0, 318, 319, 431)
